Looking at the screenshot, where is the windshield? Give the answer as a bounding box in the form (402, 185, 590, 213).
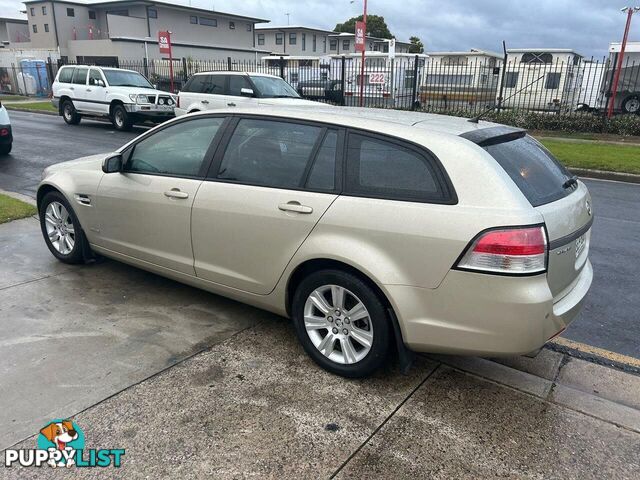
(103, 70, 153, 88)
(249, 75, 300, 98)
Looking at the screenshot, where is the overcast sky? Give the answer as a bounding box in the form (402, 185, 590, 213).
(1, 0, 636, 58)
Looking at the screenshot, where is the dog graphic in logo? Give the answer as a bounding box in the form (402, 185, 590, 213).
(38, 420, 82, 468)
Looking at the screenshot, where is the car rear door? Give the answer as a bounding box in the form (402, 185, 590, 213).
(191, 116, 342, 294)
(94, 116, 228, 274)
(69, 67, 89, 111)
(180, 74, 226, 112)
(481, 133, 593, 301)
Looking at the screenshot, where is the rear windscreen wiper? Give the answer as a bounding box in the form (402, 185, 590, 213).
(563, 176, 578, 189)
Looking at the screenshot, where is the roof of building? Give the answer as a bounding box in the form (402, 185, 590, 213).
(327, 32, 410, 46)
(21, 0, 270, 23)
(507, 48, 581, 55)
(255, 25, 335, 34)
(427, 49, 502, 58)
(609, 42, 640, 53)
(0, 16, 28, 24)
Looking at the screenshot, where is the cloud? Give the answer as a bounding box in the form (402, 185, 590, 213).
(1, 0, 635, 57)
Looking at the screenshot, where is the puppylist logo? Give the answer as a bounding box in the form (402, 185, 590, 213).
(4, 419, 125, 469)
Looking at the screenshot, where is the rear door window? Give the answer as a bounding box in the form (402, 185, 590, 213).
(184, 74, 225, 94)
(345, 133, 449, 203)
(483, 135, 574, 207)
(71, 67, 88, 85)
(216, 118, 324, 189)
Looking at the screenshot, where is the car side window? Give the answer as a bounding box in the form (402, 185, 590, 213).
(345, 133, 446, 202)
(217, 119, 323, 189)
(228, 75, 252, 96)
(71, 67, 88, 85)
(306, 130, 338, 191)
(88, 69, 104, 86)
(186, 75, 225, 94)
(57, 67, 74, 83)
(124, 118, 224, 177)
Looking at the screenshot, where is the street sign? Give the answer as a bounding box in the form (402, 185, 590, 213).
(355, 21, 366, 53)
(158, 31, 172, 55)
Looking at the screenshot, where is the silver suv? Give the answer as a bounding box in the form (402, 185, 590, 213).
(37, 107, 593, 378)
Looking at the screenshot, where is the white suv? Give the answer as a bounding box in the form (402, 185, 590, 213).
(52, 66, 176, 131)
(175, 72, 318, 116)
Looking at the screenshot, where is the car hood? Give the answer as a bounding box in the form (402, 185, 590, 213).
(257, 98, 321, 106)
(43, 153, 108, 176)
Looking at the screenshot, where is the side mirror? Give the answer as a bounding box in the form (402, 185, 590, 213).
(153, 84, 158, 89)
(96, 79, 105, 87)
(240, 87, 254, 97)
(102, 154, 123, 173)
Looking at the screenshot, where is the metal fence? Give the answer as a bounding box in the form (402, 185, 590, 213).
(1, 55, 639, 116)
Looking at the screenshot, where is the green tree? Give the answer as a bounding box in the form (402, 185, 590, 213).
(408, 36, 424, 54)
(334, 14, 393, 39)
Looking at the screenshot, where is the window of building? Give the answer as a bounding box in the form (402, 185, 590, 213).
(343, 39, 350, 50)
(275, 33, 283, 45)
(544, 72, 562, 89)
(329, 39, 337, 51)
(67, 8, 75, 17)
(30, 7, 35, 16)
(504, 72, 519, 89)
(246, 23, 252, 31)
(42, 6, 47, 15)
(257, 33, 265, 45)
(199, 17, 217, 27)
(44, 23, 49, 32)
(217, 119, 324, 190)
(148, 8, 157, 19)
(190, 15, 198, 24)
(289, 32, 296, 45)
(312, 34, 317, 52)
(89, 10, 97, 20)
(346, 133, 446, 203)
(229, 21, 235, 29)
(302, 33, 306, 51)
(32, 24, 37, 33)
(521, 52, 553, 64)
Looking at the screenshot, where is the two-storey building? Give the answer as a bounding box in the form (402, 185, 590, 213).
(23, 0, 270, 63)
(0, 17, 31, 47)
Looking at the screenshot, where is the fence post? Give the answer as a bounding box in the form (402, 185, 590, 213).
(143, 57, 149, 78)
(182, 57, 188, 82)
(411, 55, 420, 111)
(279, 56, 285, 80)
(227, 56, 232, 71)
(18, 62, 28, 96)
(496, 40, 508, 113)
(605, 52, 619, 116)
(340, 56, 346, 106)
(46, 58, 55, 91)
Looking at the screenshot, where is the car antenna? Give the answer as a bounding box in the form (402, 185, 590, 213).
(468, 74, 547, 123)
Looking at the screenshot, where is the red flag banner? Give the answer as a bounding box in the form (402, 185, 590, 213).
(158, 31, 172, 55)
(355, 21, 366, 52)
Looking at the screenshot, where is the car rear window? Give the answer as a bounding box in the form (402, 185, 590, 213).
(483, 135, 574, 207)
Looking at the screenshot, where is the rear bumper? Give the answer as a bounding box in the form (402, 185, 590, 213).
(0, 124, 12, 145)
(387, 259, 593, 356)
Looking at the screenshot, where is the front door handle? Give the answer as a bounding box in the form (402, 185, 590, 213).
(86, 88, 92, 92)
(278, 201, 313, 214)
(164, 189, 189, 199)
(227, 102, 236, 107)
(201, 100, 209, 104)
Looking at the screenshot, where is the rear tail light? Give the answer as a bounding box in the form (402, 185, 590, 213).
(0, 128, 9, 137)
(455, 225, 547, 275)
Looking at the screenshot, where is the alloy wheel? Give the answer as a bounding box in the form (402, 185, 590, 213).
(44, 201, 75, 255)
(303, 285, 373, 365)
(626, 98, 640, 113)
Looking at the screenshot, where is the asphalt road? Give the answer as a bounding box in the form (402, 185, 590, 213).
(1, 110, 639, 359)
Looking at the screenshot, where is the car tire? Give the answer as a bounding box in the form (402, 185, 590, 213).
(62, 100, 81, 125)
(0, 143, 11, 155)
(621, 94, 640, 114)
(291, 269, 390, 378)
(111, 104, 132, 131)
(39, 191, 87, 264)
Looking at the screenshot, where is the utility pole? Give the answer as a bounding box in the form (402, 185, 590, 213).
(286, 13, 290, 25)
(607, 6, 640, 118)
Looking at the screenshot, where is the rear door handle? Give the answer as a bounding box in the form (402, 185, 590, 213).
(278, 201, 313, 214)
(86, 89, 92, 92)
(164, 189, 189, 199)
(227, 102, 236, 107)
(201, 100, 209, 104)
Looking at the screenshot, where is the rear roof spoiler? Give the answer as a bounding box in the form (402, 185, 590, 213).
(460, 126, 527, 147)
